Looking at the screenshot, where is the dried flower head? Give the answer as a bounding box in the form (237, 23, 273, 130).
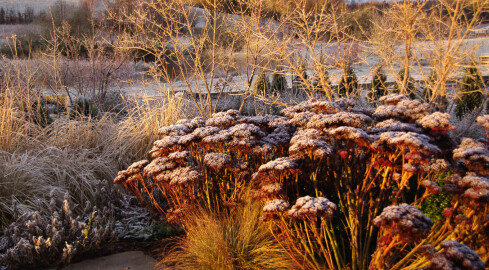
(167, 166, 201, 186)
(423, 240, 485, 270)
(307, 112, 372, 129)
(154, 136, 180, 150)
(192, 126, 221, 139)
(373, 99, 429, 121)
(288, 196, 337, 220)
(255, 157, 301, 182)
(417, 112, 453, 131)
(260, 183, 284, 195)
(282, 100, 339, 117)
(158, 124, 192, 136)
(378, 94, 409, 105)
(262, 124, 294, 146)
(201, 130, 232, 145)
(143, 157, 178, 178)
(453, 138, 489, 174)
(114, 160, 149, 183)
(421, 180, 442, 194)
(252, 143, 274, 156)
(373, 204, 432, 243)
(263, 199, 290, 213)
(204, 152, 232, 171)
(289, 129, 333, 159)
(372, 131, 441, 154)
(327, 126, 372, 147)
(369, 119, 423, 134)
(228, 123, 266, 140)
(309, 100, 341, 113)
(289, 111, 317, 127)
(476, 115, 489, 130)
(240, 115, 282, 128)
(176, 116, 205, 129)
(334, 98, 356, 109)
(420, 159, 450, 173)
(167, 150, 190, 162)
(206, 110, 238, 129)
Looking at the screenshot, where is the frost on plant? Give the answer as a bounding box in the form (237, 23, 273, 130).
(114, 95, 489, 269)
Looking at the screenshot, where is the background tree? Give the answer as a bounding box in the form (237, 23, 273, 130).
(455, 64, 484, 119)
(368, 65, 387, 101)
(338, 65, 358, 98)
(0, 8, 5, 24)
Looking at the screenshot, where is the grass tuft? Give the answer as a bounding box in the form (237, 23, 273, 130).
(161, 201, 296, 270)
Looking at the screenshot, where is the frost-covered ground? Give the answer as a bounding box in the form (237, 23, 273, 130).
(119, 37, 489, 99)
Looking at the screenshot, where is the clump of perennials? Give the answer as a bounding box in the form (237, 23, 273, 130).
(115, 95, 489, 269)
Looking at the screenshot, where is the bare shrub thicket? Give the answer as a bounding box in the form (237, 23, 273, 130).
(109, 0, 487, 116)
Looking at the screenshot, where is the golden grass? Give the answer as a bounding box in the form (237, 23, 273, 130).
(160, 201, 297, 270)
(0, 54, 189, 226)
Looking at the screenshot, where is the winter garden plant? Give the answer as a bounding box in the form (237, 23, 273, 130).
(115, 94, 489, 269)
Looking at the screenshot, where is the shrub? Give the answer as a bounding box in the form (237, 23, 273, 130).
(394, 68, 416, 98)
(423, 69, 448, 111)
(338, 65, 358, 98)
(455, 64, 484, 120)
(254, 70, 271, 97)
(115, 95, 488, 269)
(368, 65, 387, 101)
(271, 68, 288, 93)
(312, 70, 332, 95)
(69, 99, 99, 119)
(27, 99, 53, 127)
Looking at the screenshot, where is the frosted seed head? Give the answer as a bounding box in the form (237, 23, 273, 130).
(369, 119, 423, 134)
(417, 112, 452, 130)
(327, 126, 372, 146)
(263, 199, 290, 213)
(288, 196, 337, 220)
(260, 183, 284, 195)
(206, 110, 238, 128)
(378, 94, 409, 105)
(167, 151, 190, 162)
(126, 160, 149, 175)
(372, 131, 441, 154)
(168, 166, 201, 186)
(158, 124, 192, 136)
(204, 152, 232, 171)
(306, 112, 372, 129)
(154, 136, 180, 149)
(192, 126, 221, 139)
(201, 130, 232, 145)
(476, 115, 489, 130)
(373, 204, 432, 243)
(228, 123, 266, 140)
(143, 157, 177, 178)
(424, 240, 485, 270)
(421, 180, 442, 194)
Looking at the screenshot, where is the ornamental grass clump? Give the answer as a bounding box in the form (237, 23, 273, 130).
(116, 95, 489, 269)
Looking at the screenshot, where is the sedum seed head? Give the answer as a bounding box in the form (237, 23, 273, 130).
(288, 196, 337, 220)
